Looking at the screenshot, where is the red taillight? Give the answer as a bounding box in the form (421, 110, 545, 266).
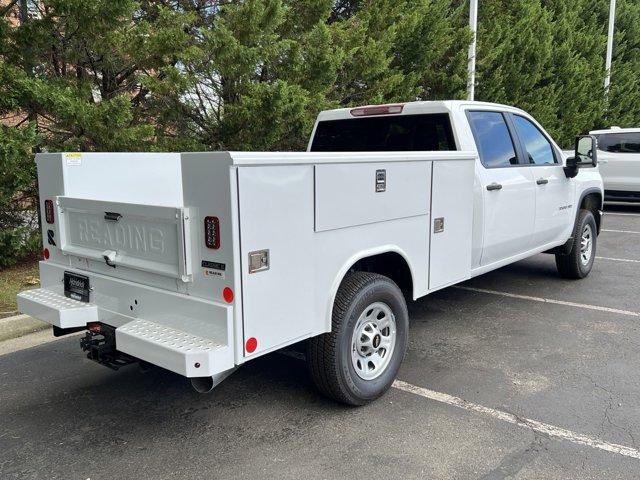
(44, 199, 54, 224)
(350, 104, 404, 117)
(223, 287, 234, 303)
(204, 216, 220, 249)
(245, 337, 257, 353)
(42, 248, 50, 260)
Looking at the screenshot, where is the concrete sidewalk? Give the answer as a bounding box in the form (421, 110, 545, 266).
(0, 314, 48, 342)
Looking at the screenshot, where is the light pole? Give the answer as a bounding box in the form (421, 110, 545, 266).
(467, 0, 478, 101)
(604, 0, 617, 99)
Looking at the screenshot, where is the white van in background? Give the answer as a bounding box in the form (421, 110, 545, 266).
(590, 127, 640, 202)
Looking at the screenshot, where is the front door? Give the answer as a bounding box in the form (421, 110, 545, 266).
(467, 111, 536, 267)
(510, 114, 573, 246)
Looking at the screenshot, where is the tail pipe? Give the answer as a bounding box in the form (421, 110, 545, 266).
(191, 376, 215, 393)
(190, 367, 237, 393)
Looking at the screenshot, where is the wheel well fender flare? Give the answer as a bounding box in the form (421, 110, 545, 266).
(575, 188, 603, 234)
(324, 246, 415, 332)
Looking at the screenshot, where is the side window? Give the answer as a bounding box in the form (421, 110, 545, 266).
(467, 111, 519, 168)
(513, 115, 557, 165)
(597, 133, 640, 153)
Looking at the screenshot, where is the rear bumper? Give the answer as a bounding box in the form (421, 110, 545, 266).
(17, 262, 235, 378)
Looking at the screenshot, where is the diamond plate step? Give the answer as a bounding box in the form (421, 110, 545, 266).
(17, 288, 98, 328)
(116, 319, 228, 377)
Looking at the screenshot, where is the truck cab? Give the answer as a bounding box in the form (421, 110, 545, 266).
(310, 101, 603, 275)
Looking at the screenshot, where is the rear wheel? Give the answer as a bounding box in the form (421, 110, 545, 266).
(307, 271, 408, 406)
(555, 209, 597, 279)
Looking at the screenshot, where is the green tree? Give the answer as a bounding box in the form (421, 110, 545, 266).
(604, 0, 640, 129)
(0, 123, 38, 267)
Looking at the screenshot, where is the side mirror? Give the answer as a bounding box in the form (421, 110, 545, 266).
(564, 135, 598, 178)
(575, 135, 598, 167)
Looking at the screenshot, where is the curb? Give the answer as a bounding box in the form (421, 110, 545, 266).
(0, 314, 49, 343)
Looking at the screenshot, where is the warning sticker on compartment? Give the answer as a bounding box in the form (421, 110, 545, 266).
(65, 152, 82, 166)
(204, 268, 225, 279)
(202, 260, 226, 279)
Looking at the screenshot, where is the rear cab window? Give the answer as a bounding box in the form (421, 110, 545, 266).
(466, 111, 519, 168)
(310, 113, 456, 152)
(596, 132, 640, 153)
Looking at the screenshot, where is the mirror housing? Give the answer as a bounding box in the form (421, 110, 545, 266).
(564, 135, 598, 178)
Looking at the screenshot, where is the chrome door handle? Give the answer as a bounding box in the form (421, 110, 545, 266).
(486, 182, 503, 191)
(536, 178, 549, 185)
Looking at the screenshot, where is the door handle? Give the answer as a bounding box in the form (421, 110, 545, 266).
(599, 159, 609, 164)
(486, 182, 503, 191)
(536, 178, 549, 185)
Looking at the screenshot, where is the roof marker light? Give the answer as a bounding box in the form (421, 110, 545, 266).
(350, 104, 404, 117)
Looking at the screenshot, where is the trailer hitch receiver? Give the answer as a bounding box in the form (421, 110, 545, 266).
(80, 323, 136, 370)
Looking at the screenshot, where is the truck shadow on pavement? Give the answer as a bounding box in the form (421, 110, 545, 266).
(1, 339, 352, 453)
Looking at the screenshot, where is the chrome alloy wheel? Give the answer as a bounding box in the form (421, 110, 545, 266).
(351, 302, 397, 380)
(580, 223, 593, 266)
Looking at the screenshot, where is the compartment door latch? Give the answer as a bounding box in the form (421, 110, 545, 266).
(248, 250, 269, 274)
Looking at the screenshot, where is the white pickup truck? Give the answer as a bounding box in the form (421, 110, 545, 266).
(18, 101, 603, 405)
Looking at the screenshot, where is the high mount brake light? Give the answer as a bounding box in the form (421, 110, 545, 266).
(350, 104, 404, 117)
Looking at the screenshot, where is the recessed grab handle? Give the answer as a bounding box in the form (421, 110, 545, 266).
(536, 178, 549, 185)
(486, 182, 503, 191)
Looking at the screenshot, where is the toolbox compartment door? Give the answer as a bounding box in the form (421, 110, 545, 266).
(56, 197, 192, 281)
(428, 159, 475, 289)
(314, 161, 430, 232)
(237, 165, 316, 357)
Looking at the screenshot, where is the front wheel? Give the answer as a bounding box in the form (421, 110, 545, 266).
(555, 209, 597, 279)
(307, 271, 409, 406)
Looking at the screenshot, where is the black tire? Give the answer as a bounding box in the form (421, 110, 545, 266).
(307, 271, 409, 406)
(555, 209, 597, 279)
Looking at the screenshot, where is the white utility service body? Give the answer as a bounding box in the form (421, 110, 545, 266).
(18, 101, 603, 403)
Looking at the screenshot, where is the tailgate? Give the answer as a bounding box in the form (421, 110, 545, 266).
(56, 196, 192, 281)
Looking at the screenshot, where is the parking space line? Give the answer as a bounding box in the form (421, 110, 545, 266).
(596, 256, 640, 264)
(392, 380, 640, 460)
(603, 229, 640, 234)
(454, 286, 640, 317)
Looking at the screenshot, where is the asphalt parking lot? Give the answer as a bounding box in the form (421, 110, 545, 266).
(2, 204, 640, 479)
